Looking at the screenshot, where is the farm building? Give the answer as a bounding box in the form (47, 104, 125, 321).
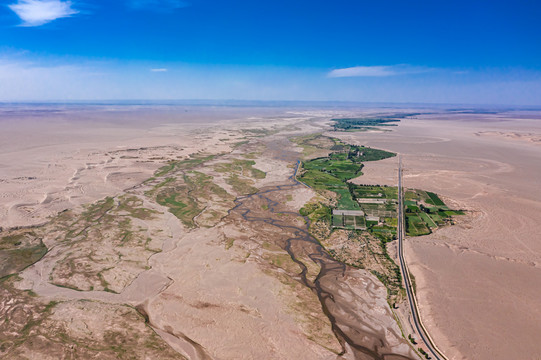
(357, 198, 388, 204)
(332, 209, 367, 230)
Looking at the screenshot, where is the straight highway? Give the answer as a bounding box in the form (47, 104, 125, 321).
(397, 156, 445, 360)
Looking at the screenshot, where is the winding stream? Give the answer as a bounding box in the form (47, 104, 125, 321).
(231, 155, 414, 360)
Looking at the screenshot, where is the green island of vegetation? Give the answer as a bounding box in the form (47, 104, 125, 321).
(293, 133, 463, 303)
(331, 113, 422, 132)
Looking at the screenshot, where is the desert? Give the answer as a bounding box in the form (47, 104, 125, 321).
(1, 104, 541, 360)
(2, 0, 540, 358)
(1, 104, 420, 359)
(339, 111, 541, 359)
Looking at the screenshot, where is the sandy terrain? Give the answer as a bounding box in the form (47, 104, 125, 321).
(338, 111, 541, 360)
(6, 104, 539, 359)
(0, 104, 418, 360)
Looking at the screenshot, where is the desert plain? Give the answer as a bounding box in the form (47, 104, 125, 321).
(0, 104, 540, 360)
(339, 110, 541, 359)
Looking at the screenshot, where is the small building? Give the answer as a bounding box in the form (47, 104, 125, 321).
(357, 198, 388, 204)
(332, 209, 365, 216)
(366, 215, 380, 222)
(332, 209, 366, 230)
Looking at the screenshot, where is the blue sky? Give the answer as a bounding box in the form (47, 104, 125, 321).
(1, 0, 541, 104)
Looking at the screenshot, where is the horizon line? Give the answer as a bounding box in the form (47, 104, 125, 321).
(1, 99, 540, 109)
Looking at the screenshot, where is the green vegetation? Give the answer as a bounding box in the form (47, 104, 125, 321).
(82, 196, 115, 223)
(404, 189, 464, 236)
(155, 171, 234, 227)
(241, 128, 281, 137)
(0, 231, 47, 279)
(331, 113, 420, 132)
(418, 348, 430, 359)
(334, 188, 359, 210)
(0, 277, 183, 359)
(297, 134, 463, 306)
(405, 215, 431, 236)
(225, 238, 235, 250)
(38, 195, 170, 292)
(154, 153, 217, 177)
(289, 133, 335, 158)
(214, 159, 266, 179)
(213, 158, 266, 195)
(299, 201, 332, 224)
(297, 136, 395, 212)
(426, 191, 445, 206)
(419, 212, 437, 228)
(332, 117, 400, 131)
(302, 152, 363, 181)
(157, 191, 202, 227)
(226, 173, 258, 195)
(115, 195, 159, 220)
(232, 140, 249, 148)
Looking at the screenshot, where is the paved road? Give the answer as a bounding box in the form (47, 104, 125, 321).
(397, 156, 443, 360)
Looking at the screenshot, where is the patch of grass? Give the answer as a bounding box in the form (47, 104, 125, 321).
(290, 133, 335, 158)
(298, 169, 344, 189)
(226, 174, 258, 195)
(153, 170, 234, 227)
(214, 159, 266, 179)
(157, 190, 202, 228)
(332, 117, 400, 131)
(334, 188, 360, 210)
(233, 140, 249, 148)
(225, 238, 235, 250)
(300, 202, 332, 223)
(419, 212, 437, 228)
(405, 215, 431, 236)
(403, 188, 464, 236)
(82, 197, 115, 223)
(426, 191, 445, 206)
(116, 195, 158, 220)
(0, 231, 48, 279)
(154, 153, 217, 177)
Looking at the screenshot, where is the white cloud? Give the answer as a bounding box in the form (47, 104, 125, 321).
(328, 66, 396, 77)
(8, 0, 78, 27)
(150, 68, 168, 72)
(328, 65, 431, 78)
(127, 0, 189, 11)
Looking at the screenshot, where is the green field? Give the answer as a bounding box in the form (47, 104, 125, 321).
(302, 150, 364, 179)
(426, 191, 445, 206)
(419, 212, 437, 228)
(406, 215, 431, 236)
(298, 169, 344, 189)
(332, 118, 400, 131)
(403, 189, 464, 236)
(298, 136, 463, 240)
(335, 188, 360, 210)
(351, 185, 397, 200)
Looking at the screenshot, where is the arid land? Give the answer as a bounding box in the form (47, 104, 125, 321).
(337, 110, 541, 360)
(1, 104, 419, 360)
(1, 104, 540, 360)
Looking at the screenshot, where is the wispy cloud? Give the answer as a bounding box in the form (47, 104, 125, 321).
(150, 68, 168, 72)
(328, 65, 432, 78)
(127, 0, 189, 11)
(8, 0, 78, 27)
